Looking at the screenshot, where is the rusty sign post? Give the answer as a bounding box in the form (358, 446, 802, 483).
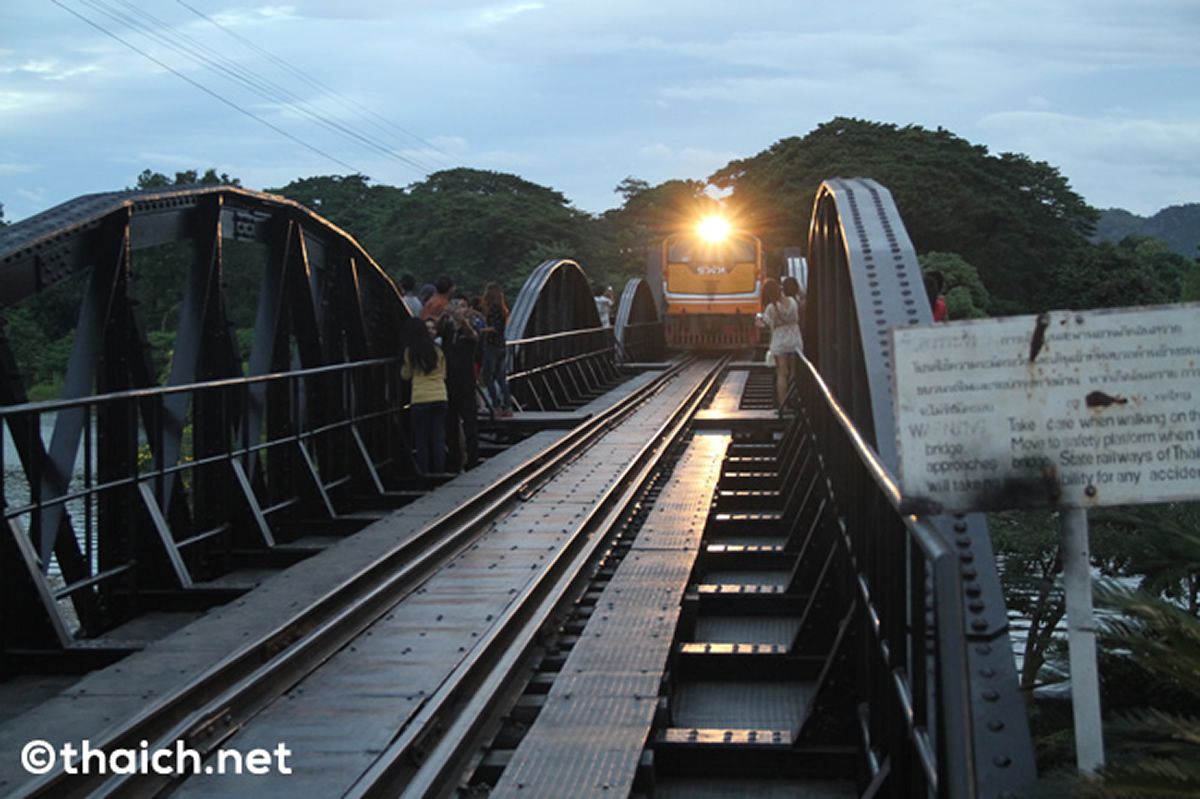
(891, 303, 1200, 775)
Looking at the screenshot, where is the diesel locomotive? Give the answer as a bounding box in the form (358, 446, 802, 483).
(660, 218, 764, 350)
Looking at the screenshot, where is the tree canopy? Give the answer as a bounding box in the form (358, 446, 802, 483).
(267, 173, 406, 264)
(375, 168, 594, 297)
(710, 117, 1101, 314)
(134, 168, 240, 189)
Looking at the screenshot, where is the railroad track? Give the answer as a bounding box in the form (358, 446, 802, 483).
(14, 356, 729, 799)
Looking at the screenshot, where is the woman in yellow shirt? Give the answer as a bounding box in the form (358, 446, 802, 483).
(401, 316, 448, 474)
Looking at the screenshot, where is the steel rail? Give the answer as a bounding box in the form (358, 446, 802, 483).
(15, 359, 696, 799)
(351, 357, 729, 799)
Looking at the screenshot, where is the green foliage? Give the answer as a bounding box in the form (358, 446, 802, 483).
(609, 177, 718, 239)
(0, 305, 74, 392)
(1046, 236, 1194, 311)
(0, 277, 85, 395)
(1182, 263, 1200, 303)
(990, 509, 1068, 696)
(992, 506, 1200, 796)
(133, 168, 240, 189)
(380, 168, 593, 297)
(267, 174, 406, 271)
(1070, 585, 1200, 798)
(919, 252, 990, 319)
(146, 331, 175, 384)
(133, 242, 189, 332)
(582, 177, 722, 290)
(1100, 585, 1200, 700)
(711, 117, 1099, 315)
(1091, 504, 1200, 614)
(989, 504, 1200, 697)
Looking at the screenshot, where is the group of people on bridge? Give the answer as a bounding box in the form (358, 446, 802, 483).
(398, 274, 516, 476)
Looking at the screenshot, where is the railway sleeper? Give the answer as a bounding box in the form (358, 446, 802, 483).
(476, 748, 657, 791)
(697, 544, 793, 572)
(724, 447, 777, 462)
(707, 511, 787, 538)
(683, 586, 808, 616)
(674, 647, 826, 682)
(715, 486, 783, 505)
(718, 466, 780, 484)
(651, 732, 857, 781)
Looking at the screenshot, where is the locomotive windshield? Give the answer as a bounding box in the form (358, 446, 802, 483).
(666, 236, 757, 266)
(659, 228, 764, 349)
(664, 232, 760, 296)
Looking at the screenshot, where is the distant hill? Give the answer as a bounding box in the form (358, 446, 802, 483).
(1094, 203, 1200, 259)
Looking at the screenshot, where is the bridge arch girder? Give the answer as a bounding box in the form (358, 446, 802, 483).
(806, 177, 928, 468)
(506, 259, 617, 410)
(802, 178, 1037, 796)
(613, 278, 664, 363)
(0, 186, 414, 651)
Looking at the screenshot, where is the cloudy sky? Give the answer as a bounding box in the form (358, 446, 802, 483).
(3, 0, 1198, 226)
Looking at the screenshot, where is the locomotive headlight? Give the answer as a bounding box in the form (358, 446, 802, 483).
(696, 216, 731, 242)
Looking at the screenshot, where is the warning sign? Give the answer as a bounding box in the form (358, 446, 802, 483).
(891, 305, 1200, 513)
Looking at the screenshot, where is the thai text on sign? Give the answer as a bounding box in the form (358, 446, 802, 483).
(891, 305, 1200, 514)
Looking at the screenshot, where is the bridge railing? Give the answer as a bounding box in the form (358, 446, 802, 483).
(1, 357, 407, 659)
(794, 348, 975, 796)
(506, 326, 619, 411)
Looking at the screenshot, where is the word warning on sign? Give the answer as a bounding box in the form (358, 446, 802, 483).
(891, 304, 1200, 514)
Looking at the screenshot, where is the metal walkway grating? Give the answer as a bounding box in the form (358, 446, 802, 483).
(488, 432, 730, 798)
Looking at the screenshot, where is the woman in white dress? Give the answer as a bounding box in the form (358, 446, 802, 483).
(757, 277, 802, 413)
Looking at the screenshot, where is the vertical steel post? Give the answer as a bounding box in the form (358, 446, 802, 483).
(1060, 506, 1105, 773)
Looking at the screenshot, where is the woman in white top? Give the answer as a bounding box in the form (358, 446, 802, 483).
(757, 277, 803, 413)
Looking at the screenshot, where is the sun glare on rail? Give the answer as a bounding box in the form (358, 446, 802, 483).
(697, 216, 731, 242)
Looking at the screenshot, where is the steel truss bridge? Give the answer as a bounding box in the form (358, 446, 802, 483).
(0, 180, 1035, 798)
